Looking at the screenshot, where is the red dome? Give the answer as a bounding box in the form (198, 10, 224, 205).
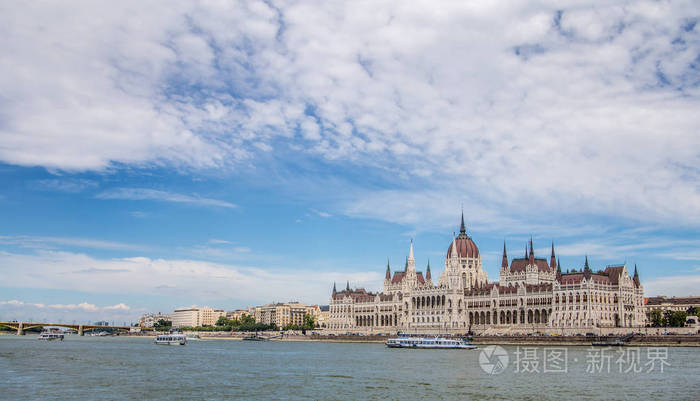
(447, 233, 479, 258)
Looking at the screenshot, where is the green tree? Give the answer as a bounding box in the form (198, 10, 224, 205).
(648, 309, 663, 327)
(302, 314, 316, 330)
(154, 319, 172, 331)
(670, 311, 688, 327)
(662, 310, 674, 327)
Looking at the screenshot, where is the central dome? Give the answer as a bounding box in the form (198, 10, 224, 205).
(446, 213, 479, 258)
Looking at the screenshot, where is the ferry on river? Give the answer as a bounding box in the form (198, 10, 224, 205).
(154, 333, 187, 345)
(38, 330, 64, 341)
(386, 335, 477, 349)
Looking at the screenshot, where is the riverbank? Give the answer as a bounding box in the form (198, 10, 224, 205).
(195, 333, 700, 346)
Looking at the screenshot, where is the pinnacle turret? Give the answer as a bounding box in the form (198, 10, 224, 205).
(346, 281, 350, 291)
(501, 241, 508, 268)
(460, 210, 466, 235)
(332, 282, 337, 294)
(550, 242, 556, 269)
(426, 260, 432, 280)
(385, 259, 391, 280)
(633, 264, 640, 287)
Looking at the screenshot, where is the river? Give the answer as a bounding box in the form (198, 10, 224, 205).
(1, 335, 698, 400)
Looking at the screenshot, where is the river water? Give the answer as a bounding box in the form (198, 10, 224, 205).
(1, 335, 698, 400)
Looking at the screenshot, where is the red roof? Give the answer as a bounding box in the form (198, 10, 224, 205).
(447, 234, 479, 258)
(509, 258, 551, 273)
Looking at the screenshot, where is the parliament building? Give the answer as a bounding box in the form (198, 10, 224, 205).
(327, 214, 646, 334)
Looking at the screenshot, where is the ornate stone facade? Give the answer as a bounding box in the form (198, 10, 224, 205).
(327, 214, 646, 334)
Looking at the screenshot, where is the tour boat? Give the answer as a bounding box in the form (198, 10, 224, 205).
(386, 335, 477, 349)
(38, 330, 64, 341)
(154, 333, 187, 345)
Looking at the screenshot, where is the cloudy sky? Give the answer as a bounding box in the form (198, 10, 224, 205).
(1, 1, 698, 324)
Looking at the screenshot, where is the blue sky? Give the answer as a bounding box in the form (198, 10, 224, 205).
(0, 1, 699, 324)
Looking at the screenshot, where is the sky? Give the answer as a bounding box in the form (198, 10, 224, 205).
(0, 1, 699, 324)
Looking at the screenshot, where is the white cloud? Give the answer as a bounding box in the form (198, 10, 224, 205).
(29, 179, 98, 193)
(96, 188, 236, 209)
(0, 250, 380, 307)
(643, 275, 700, 297)
(0, 235, 148, 251)
(310, 208, 332, 218)
(0, 1, 698, 231)
(104, 303, 130, 311)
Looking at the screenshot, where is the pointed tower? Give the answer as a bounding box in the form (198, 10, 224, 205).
(633, 264, 641, 288)
(385, 259, 391, 280)
(583, 255, 592, 279)
(426, 260, 432, 281)
(460, 210, 467, 235)
(346, 281, 350, 292)
(332, 282, 337, 295)
(451, 236, 459, 259)
(501, 241, 508, 269)
(556, 258, 562, 279)
(550, 242, 556, 270)
(524, 244, 528, 259)
(406, 239, 416, 276)
(528, 237, 535, 264)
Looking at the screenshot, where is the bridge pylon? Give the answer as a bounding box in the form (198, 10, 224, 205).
(17, 322, 24, 335)
(78, 325, 84, 336)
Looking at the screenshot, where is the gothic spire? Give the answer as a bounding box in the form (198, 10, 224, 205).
(451, 236, 459, 259)
(332, 282, 337, 294)
(529, 237, 535, 263)
(584, 255, 590, 271)
(633, 264, 640, 287)
(408, 238, 414, 261)
(426, 260, 432, 280)
(550, 242, 557, 270)
(460, 210, 466, 235)
(346, 281, 350, 291)
(501, 241, 508, 268)
(557, 258, 562, 274)
(525, 244, 528, 259)
(385, 259, 391, 280)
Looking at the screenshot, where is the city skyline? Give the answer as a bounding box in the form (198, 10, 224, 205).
(1, 1, 699, 323)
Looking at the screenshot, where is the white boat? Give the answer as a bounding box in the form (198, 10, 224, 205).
(386, 335, 477, 349)
(185, 333, 202, 341)
(38, 330, 64, 341)
(154, 333, 187, 345)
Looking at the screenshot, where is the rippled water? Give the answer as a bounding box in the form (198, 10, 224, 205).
(1, 335, 698, 400)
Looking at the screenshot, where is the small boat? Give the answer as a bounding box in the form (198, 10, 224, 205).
(186, 333, 202, 341)
(386, 335, 477, 349)
(38, 330, 64, 341)
(154, 333, 187, 345)
(242, 334, 268, 341)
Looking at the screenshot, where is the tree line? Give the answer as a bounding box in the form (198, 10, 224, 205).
(647, 306, 699, 328)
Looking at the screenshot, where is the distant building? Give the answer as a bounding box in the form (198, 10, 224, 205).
(171, 307, 225, 328)
(645, 296, 700, 314)
(138, 312, 171, 328)
(253, 302, 319, 328)
(318, 305, 329, 328)
(226, 309, 251, 320)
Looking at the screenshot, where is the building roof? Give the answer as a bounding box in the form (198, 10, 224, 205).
(509, 258, 550, 273)
(646, 296, 700, 306)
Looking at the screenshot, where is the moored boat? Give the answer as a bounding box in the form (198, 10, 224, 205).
(386, 335, 476, 349)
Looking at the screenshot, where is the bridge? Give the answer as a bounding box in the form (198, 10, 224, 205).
(0, 321, 132, 336)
